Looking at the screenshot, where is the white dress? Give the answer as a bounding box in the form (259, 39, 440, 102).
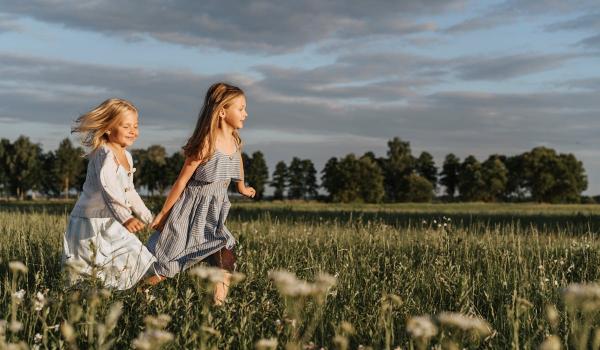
(63, 145, 156, 290)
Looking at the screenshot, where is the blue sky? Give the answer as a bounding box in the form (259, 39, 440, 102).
(1, 0, 599, 194)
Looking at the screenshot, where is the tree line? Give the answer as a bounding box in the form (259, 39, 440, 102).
(0, 135, 589, 203)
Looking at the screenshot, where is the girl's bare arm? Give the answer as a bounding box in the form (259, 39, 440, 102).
(158, 155, 202, 215)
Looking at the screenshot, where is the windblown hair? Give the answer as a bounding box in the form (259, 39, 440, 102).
(183, 82, 244, 161)
(71, 98, 138, 152)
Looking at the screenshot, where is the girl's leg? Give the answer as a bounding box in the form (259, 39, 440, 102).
(207, 247, 236, 305)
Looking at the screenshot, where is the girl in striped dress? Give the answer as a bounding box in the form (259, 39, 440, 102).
(147, 82, 256, 305)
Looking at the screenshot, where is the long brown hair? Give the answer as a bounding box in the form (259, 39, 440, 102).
(71, 98, 138, 152)
(183, 82, 244, 160)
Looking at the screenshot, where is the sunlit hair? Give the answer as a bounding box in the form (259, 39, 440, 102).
(71, 98, 138, 152)
(183, 82, 244, 161)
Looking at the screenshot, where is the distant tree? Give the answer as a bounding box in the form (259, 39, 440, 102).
(288, 157, 304, 199)
(0, 139, 11, 198)
(358, 154, 385, 203)
(165, 151, 185, 188)
(522, 147, 587, 203)
(302, 159, 318, 200)
(334, 154, 362, 202)
(39, 151, 61, 197)
(458, 155, 486, 201)
(270, 161, 288, 200)
(246, 151, 269, 200)
(53, 138, 85, 198)
(502, 154, 528, 200)
(440, 153, 460, 199)
(382, 137, 414, 201)
(481, 155, 508, 202)
(146, 145, 169, 195)
(321, 157, 340, 202)
(8, 136, 42, 199)
(131, 148, 149, 190)
(415, 151, 437, 190)
(404, 173, 434, 202)
(321, 154, 384, 203)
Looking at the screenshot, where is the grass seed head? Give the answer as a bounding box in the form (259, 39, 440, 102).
(407, 315, 438, 340)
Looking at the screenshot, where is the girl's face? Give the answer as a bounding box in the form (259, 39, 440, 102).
(107, 110, 139, 148)
(222, 95, 247, 129)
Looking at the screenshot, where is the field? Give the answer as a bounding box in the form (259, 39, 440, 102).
(2, 200, 600, 349)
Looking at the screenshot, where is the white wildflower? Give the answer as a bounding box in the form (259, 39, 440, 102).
(562, 283, 600, 312)
(9, 321, 23, 333)
(34, 291, 47, 312)
(188, 266, 225, 284)
(34, 333, 43, 344)
(406, 315, 438, 339)
(9, 261, 28, 274)
(12, 289, 25, 304)
(254, 338, 277, 350)
(132, 329, 174, 350)
(437, 312, 492, 338)
(539, 335, 561, 350)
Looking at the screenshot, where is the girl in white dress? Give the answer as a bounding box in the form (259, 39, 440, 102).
(63, 98, 157, 290)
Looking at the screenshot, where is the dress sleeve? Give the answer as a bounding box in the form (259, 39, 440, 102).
(97, 148, 134, 224)
(125, 151, 153, 224)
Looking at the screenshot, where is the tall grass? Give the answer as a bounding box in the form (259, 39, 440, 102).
(1, 202, 600, 348)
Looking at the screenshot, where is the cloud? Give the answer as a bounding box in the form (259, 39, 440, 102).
(444, 0, 600, 34)
(0, 14, 24, 33)
(0, 0, 464, 53)
(452, 53, 578, 81)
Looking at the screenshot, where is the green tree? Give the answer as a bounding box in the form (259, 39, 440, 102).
(502, 154, 528, 200)
(270, 161, 288, 200)
(521, 147, 587, 203)
(440, 154, 460, 199)
(458, 155, 486, 201)
(165, 151, 185, 189)
(246, 151, 269, 200)
(288, 157, 304, 199)
(382, 137, 414, 202)
(334, 154, 362, 202)
(39, 151, 61, 197)
(302, 159, 318, 200)
(0, 139, 11, 198)
(8, 136, 42, 199)
(53, 138, 85, 199)
(404, 173, 434, 202)
(415, 151, 437, 190)
(481, 155, 508, 202)
(358, 154, 385, 203)
(320, 157, 340, 202)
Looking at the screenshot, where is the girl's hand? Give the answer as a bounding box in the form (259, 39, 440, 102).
(123, 217, 145, 233)
(151, 211, 168, 231)
(240, 186, 256, 198)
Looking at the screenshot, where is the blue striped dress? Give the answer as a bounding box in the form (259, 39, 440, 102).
(147, 145, 242, 277)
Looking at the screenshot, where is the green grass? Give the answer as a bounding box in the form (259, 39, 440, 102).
(1, 201, 600, 348)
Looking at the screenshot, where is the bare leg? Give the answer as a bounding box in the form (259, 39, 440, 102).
(213, 270, 232, 306)
(145, 274, 166, 285)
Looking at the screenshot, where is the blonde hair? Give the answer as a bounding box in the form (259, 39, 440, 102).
(183, 82, 244, 161)
(71, 98, 138, 152)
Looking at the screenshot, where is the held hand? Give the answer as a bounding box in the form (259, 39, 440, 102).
(123, 217, 145, 233)
(150, 211, 167, 231)
(241, 186, 256, 198)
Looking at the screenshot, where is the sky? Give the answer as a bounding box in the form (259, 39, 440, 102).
(1, 0, 599, 194)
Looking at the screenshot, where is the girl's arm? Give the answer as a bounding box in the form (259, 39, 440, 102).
(235, 151, 256, 198)
(151, 153, 205, 230)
